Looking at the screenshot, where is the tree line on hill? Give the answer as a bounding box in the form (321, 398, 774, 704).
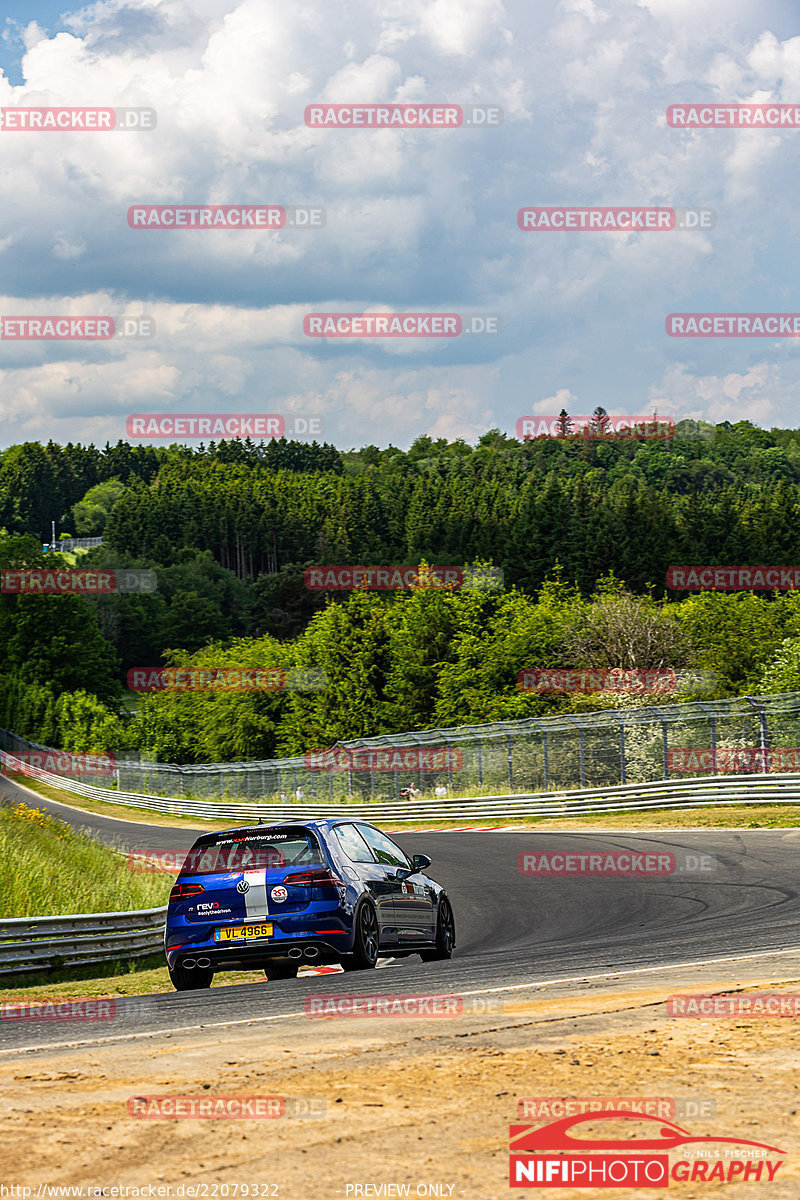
(3, 418, 800, 762)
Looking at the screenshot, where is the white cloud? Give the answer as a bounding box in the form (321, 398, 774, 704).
(0, 0, 797, 448)
(647, 361, 791, 424)
(535, 388, 579, 414)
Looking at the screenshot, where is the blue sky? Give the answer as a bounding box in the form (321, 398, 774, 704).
(1, 0, 800, 449)
(0, 3, 83, 84)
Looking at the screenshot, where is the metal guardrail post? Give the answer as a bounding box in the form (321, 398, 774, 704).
(662, 710, 671, 777)
(565, 716, 586, 787)
(610, 712, 627, 785)
(697, 703, 718, 774)
(444, 733, 454, 787)
(745, 696, 770, 772)
(529, 719, 550, 789)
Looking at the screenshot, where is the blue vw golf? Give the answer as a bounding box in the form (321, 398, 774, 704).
(165, 818, 456, 990)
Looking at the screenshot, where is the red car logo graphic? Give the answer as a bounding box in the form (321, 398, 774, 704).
(510, 1111, 785, 1154)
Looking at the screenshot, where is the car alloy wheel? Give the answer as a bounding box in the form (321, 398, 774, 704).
(420, 896, 455, 961)
(342, 900, 379, 970)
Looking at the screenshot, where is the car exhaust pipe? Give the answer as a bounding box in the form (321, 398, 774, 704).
(196, 957, 212, 969)
(183, 958, 197, 969)
(304, 946, 319, 959)
(288, 947, 303, 959)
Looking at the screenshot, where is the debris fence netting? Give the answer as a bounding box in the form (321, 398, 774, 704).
(2, 692, 799, 803)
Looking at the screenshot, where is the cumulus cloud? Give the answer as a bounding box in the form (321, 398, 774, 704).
(0, 0, 796, 447)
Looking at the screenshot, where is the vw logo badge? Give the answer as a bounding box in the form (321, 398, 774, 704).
(236, 879, 250, 894)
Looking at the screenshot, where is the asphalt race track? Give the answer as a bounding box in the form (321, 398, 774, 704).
(2, 775, 799, 1051)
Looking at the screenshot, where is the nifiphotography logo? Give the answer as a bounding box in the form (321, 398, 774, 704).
(508, 1110, 785, 1187)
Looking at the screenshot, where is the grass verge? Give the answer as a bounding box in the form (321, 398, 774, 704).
(0, 957, 273, 999)
(0, 798, 172, 917)
(2, 772, 228, 829)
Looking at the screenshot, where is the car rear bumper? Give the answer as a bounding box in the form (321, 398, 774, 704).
(166, 931, 351, 971)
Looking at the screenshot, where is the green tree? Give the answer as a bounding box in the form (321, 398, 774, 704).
(72, 478, 126, 536)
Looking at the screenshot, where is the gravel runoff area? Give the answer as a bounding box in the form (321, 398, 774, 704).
(0, 952, 798, 1198)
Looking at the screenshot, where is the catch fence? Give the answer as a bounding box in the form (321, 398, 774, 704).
(44, 537, 104, 553)
(3, 691, 800, 804)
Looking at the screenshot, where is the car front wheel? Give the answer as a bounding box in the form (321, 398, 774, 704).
(420, 897, 455, 961)
(341, 900, 379, 970)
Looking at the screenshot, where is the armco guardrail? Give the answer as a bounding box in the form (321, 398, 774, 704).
(0, 906, 167, 976)
(4, 752, 800, 823)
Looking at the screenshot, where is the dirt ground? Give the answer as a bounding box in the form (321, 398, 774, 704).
(1, 954, 799, 1199)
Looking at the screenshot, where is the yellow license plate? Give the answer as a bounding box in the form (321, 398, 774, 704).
(214, 923, 273, 943)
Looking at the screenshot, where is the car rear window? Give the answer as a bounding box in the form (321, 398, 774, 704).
(182, 829, 323, 875)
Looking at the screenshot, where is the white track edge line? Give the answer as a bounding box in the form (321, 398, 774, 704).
(2, 945, 799, 1056)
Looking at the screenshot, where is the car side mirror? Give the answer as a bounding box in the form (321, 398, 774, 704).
(395, 853, 432, 879)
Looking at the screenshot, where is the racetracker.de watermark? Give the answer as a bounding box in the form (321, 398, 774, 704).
(0, 107, 156, 131)
(128, 845, 295, 872)
(667, 565, 800, 590)
(126, 414, 324, 439)
(516, 415, 674, 440)
(127, 667, 326, 692)
(667, 993, 800, 1017)
(0, 569, 156, 594)
(2, 999, 116, 1021)
(304, 103, 502, 128)
(303, 313, 501, 337)
(304, 994, 502, 1017)
(0, 749, 116, 776)
(0, 316, 154, 340)
(518, 849, 716, 875)
(304, 565, 503, 590)
(517, 1097, 716, 1120)
(667, 313, 800, 336)
(667, 103, 800, 127)
(518, 668, 677, 694)
(1, 997, 154, 1020)
(518, 207, 714, 230)
(304, 747, 462, 773)
(667, 747, 800, 773)
(127, 205, 325, 228)
(127, 847, 190, 873)
(128, 1095, 325, 1118)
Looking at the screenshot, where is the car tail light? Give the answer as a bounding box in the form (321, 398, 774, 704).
(283, 868, 343, 888)
(170, 882, 205, 902)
